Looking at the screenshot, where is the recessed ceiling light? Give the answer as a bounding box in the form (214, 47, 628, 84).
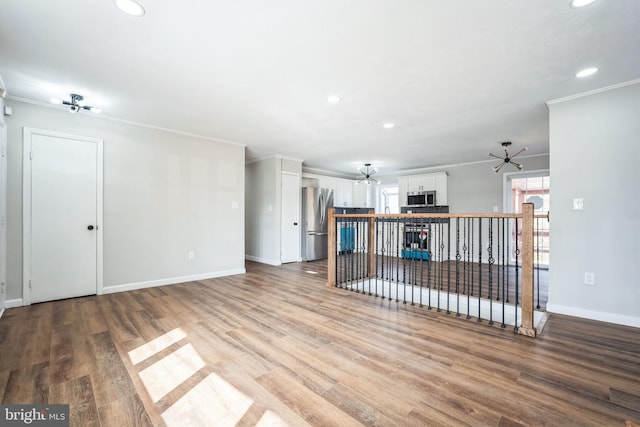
(576, 67, 598, 78)
(327, 95, 340, 103)
(570, 0, 596, 7)
(383, 123, 395, 129)
(115, 0, 145, 17)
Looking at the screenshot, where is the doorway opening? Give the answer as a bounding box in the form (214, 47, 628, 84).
(377, 184, 399, 214)
(505, 170, 549, 268)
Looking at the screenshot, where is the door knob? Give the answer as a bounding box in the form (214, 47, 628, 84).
(87, 225, 95, 230)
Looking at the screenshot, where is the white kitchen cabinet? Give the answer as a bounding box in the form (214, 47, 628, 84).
(335, 181, 353, 207)
(397, 172, 447, 206)
(352, 182, 368, 207)
(311, 175, 353, 207)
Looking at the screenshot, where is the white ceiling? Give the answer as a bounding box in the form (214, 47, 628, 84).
(1, 0, 639, 177)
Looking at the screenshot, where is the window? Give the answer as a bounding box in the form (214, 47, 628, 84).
(377, 185, 399, 214)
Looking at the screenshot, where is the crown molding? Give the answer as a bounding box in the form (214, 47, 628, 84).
(6, 95, 246, 146)
(546, 78, 640, 105)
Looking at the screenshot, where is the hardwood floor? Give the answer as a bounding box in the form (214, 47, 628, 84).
(1, 260, 639, 426)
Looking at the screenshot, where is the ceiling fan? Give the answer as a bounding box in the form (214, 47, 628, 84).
(356, 163, 380, 185)
(488, 142, 527, 173)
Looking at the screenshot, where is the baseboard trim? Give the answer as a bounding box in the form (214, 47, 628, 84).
(245, 255, 282, 266)
(546, 303, 640, 328)
(102, 268, 247, 295)
(4, 298, 24, 308)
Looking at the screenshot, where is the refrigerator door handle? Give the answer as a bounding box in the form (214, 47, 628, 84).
(308, 231, 328, 236)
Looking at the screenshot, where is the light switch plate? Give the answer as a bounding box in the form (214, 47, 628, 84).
(573, 198, 584, 210)
(584, 272, 595, 286)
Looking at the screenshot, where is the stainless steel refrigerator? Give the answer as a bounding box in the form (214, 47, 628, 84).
(301, 187, 334, 261)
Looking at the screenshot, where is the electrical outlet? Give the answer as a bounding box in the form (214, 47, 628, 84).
(573, 198, 584, 210)
(188, 251, 195, 260)
(584, 272, 595, 286)
(493, 206, 499, 213)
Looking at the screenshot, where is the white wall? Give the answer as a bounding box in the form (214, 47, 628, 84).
(245, 157, 280, 265)
(245, 156, 302, 265)
(445, 156, 549, 214)
(547, 80, 640, 327)
(5, 99, 245, 302)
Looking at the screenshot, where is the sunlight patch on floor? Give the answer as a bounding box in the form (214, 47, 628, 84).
(161, 372, 253, 427)
(255, 410, 290, 427)
(138, 343, 205, 402)
(128, 328, 187, 365)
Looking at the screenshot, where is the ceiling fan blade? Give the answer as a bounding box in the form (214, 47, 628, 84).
(488, 152, 502, 160)
(493, 163, 505, 173)
(509, 161, 524, 170)
(510, 147, 528, 158)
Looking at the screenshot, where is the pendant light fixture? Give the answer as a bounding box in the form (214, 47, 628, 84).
(356, 163, 380, 185)
(488, 142, 527, 173)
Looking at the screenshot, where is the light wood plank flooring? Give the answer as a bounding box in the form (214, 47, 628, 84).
(1, 260, 639, 426)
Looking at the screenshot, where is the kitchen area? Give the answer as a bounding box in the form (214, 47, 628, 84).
(301, 171, 448, 262)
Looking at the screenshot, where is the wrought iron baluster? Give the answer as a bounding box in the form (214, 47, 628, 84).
(501, 217, 506, 328)
(455, 217, 461, 317)
(465, 217, 471, 320)
(536, 217, 541, 309)
(514, 217, 520, 332)
(488, 218, 494, 325)
(477, 217, 482, 322)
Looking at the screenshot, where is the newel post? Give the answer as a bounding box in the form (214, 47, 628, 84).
(327, 208, 336, 287)
(519, 202, 537, 337)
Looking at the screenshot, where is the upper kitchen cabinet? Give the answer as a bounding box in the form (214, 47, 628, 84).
(310, 174, 353, 207)
(397, 172, 448, 206)
(335, 181, 353, 207)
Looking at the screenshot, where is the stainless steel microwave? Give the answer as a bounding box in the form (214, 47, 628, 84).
(407, 190, 436, 206)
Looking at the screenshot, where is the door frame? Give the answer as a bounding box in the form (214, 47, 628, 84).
(22, 127, 104, 305)
(502, 168, 550, 267)
(0, 111, 6, 315)
(281, 171, 301, 263)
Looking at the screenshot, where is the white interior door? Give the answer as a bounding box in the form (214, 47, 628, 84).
(0, 117, 7, 313)
(281, 172, 300, 263)
(23, 128, 103, 304)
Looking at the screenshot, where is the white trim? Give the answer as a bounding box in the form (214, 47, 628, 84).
(7, 96, 246, 147)
(245, 255, 282, 266)
(502, 168, 550, 213)
(546, 303, 640, 328)
(302, 167, 356, 180)
(102, 269, 246, 294)
(246, 154, 304, 165)
(546, 78, 640, 105)
(305, 153, 551, 181)
(22, 127, 104, 304)
(4, 298, 23, 308)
